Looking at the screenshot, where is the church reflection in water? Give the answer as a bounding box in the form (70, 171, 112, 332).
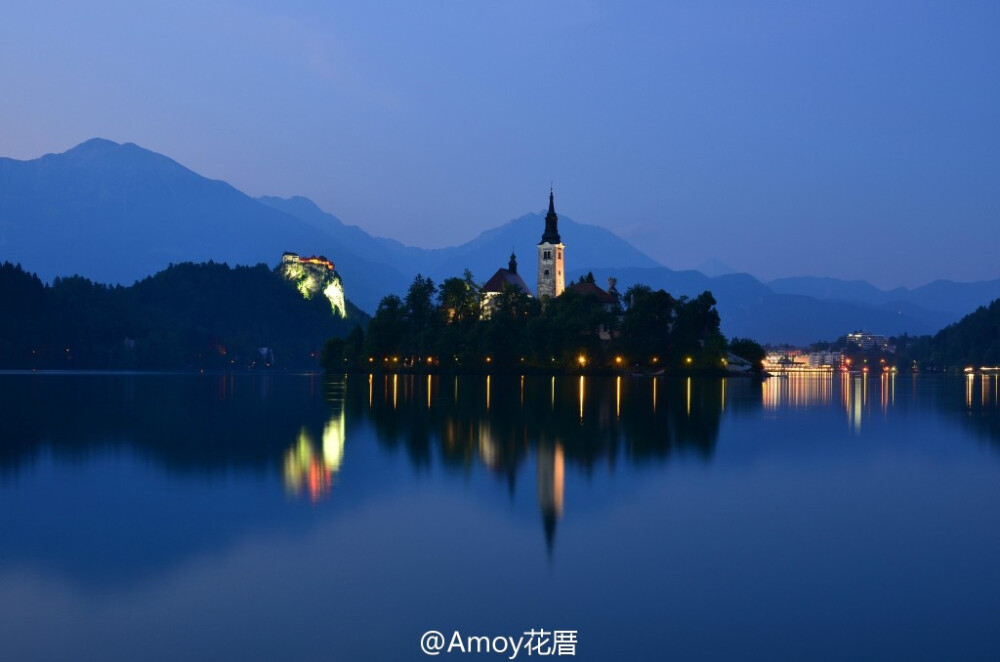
(297, 373, 734, 548)
(293, 371, 1000, 545)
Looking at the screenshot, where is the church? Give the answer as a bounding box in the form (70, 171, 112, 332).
(536, 188, 565, 299)
(481, 189, 567, 310)
(479, 190, 619, 339)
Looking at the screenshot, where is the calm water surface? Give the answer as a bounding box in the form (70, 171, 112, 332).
(1, 372, 999, 661)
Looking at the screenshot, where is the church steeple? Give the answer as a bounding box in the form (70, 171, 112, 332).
(508, 252, 518, 274)
(541, 188, 561, 244)
(537, 188, 566, 299)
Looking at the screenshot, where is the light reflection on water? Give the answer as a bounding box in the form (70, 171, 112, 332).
(1, 371, 1000, 661)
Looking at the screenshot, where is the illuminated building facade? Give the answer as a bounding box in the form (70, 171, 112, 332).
(846, 330, 889, 351)
(537, 189, 565, 300)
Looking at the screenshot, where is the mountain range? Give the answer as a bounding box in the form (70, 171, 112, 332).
(2, 139, 998, 344)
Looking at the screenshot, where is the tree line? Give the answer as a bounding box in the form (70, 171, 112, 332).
(0, 261, 362, 370)
(323, 271, 765, 373)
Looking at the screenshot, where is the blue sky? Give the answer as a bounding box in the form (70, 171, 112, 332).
(1, 1, 998, 288)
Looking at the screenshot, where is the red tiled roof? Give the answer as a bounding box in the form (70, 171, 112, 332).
(568, 281, 617, 304)
(482, 269, 532, 296)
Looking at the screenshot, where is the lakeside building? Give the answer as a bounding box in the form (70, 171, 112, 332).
(763, 350, 845, 372)
(481, 252, 533, 319)
(846, 330, 889, 351)
(566, 277, 619, 341)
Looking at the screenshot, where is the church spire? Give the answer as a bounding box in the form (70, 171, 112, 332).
(541, 187, 561, 244)
(509, 251, 518, 274)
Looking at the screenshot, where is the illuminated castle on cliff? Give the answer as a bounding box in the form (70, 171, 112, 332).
(278, 252, 347, 318)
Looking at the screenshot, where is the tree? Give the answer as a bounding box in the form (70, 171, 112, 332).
(728, 337, 766, 372)
(342, 325, 365, 368)
(402, 274, 439, 360)
(438, 270, 480, 324)
(365, 294, 405, 361)
(320, 337, 345, 372)
(672, 291, 724, 367)
(620, 285, 674, 364)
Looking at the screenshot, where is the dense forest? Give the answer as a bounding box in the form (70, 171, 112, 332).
(0, 261, 365, 370)
(918, 299, 1000, 367)
(323, 271, 762, 374)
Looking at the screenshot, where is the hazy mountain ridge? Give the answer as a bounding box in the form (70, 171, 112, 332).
(768, 275, 1000, 320)
(2, 139, 998, 344)
(575, 266, 952, 345)
(0, 139, 406, 312)
(258, 197, 660, 287)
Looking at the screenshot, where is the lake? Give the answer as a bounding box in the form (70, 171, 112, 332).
(1, 371, 999, 661)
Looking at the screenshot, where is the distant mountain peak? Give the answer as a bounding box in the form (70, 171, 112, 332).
(258, 195, 326, 217)
(696, 258, 737, 278)
(64, 137, 121, 155)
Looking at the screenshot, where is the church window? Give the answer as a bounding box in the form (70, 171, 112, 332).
(543, 250, 552, 260)
(544, 269, 550, 276)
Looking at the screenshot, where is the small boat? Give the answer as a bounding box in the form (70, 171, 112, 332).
(629, 368, 665, 377)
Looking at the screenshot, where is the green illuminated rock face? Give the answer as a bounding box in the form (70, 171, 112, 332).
(278, 253, 347, 318)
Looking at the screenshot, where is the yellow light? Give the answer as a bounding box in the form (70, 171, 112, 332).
(578, 354, 587, 367)
(615, 356, 623, 365)
(426, 356, 433, 364)
(652, 356, 659, 364)
(486, 356, 492, 363)
(685, 356, 693, 364)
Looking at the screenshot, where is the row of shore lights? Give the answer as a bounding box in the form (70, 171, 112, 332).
(362, 354, 713, 367)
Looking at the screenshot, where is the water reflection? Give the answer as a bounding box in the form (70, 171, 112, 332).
(353, 374, 727, 465)
(282, 407, 345, 502)
(762, 372, 909, 433)
(0, 371, 999, 593)
(538, 442, 564, 552)
(349, 374, 731, 548)
(960, 372, 1000, 447)
(763, 373, 835, 409)
(1, 372, 999, 660)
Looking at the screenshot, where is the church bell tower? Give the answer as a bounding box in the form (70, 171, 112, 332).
(537, 188, 565, 299)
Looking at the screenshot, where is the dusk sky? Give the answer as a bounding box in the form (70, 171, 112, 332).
(2, 1, 998, 288)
